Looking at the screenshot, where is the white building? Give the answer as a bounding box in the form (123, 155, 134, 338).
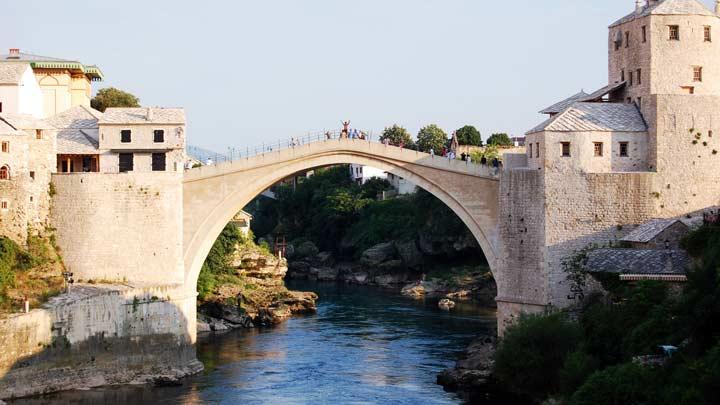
(349, 164, 387, 184)
(0, 63, 43, 117)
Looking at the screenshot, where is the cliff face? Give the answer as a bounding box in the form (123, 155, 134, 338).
(197, 244, 316, 332)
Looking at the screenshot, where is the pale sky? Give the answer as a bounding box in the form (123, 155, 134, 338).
(5, 0, 716, 152)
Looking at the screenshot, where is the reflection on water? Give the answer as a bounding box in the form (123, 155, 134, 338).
(11, 281, 496, 404)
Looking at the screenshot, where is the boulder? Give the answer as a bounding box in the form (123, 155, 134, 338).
(295, 240, 319, 258)
(316, 267, 339, 281)
(396, 240, 424, 268)
(378, 259, 403, 271)
(351, 271, 370, 284)
(315, 251, 335, 267)
(196, 319, 211, 333)
(360, 242, 396, 267)
(374, 272, 409, 286)
(438, 298, 456, 310)
(401, 282, 425, 298)
(210, 320, 229, 331)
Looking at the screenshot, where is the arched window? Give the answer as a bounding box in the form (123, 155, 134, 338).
(0, 165, 9, 180)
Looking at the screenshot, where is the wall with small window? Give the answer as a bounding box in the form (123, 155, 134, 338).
(98, 124, 185, 151)
(529, 130, 648, 173)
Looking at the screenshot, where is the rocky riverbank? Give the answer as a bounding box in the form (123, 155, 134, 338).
(286, 239, 496, 307)
(197, 244, 317, 332)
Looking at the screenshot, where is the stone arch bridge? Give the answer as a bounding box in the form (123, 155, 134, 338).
(183, 139, 503, 298)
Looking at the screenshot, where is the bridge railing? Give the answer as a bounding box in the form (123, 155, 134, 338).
(188, 129, 379, 166)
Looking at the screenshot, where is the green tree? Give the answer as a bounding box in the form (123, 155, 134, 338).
(91, 87, 140, 112)
(486, 133, 513, 147)
(380, 125, 414, 148)
(455, 125, 482, 146)
(416, 124, 447, 152)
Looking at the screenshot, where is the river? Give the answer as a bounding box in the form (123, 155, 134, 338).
(11, 280, 497, 404)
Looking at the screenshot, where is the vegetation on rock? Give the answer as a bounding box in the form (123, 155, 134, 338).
(90, 87, 140, 112)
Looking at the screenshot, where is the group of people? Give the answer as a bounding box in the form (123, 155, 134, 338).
(339, 120, 369, 140)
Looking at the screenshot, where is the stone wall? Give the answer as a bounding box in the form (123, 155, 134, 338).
(0, 284, 201, 399)
(51, 172, 185, 285)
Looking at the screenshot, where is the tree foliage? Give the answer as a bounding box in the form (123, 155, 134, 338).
(379, 125, 415, 148)
(485, 132, 513, 147)
(416, 124, 447, 152)
(455, 125, 482, 146)
(90, 87, 140, 112)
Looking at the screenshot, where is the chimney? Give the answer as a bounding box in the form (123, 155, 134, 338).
(7, 48, 20, 60)
(146, 107, 154, 121)
(636, 0, 644, 13)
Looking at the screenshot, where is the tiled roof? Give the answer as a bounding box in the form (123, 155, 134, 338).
(99, 107, 185, 125)
(0, 51, 103, 80)
(0, 113, 53, 130)
(621, 218, 689, 243)
(539, 91, 589, 115)
(0, 51, 71, 62)
(610, 0, 716, 28)
(586, 248, 691, 275)
(0, 63, 30, 85)
(582, 81, 627, 101)
(57, 128, 99, 154)
(527, 102, 647, 134)
(46, 105, 103, 129)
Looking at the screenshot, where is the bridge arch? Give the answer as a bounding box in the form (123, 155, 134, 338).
(182, 140, 500, 291)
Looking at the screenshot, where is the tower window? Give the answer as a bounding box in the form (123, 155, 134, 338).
(35, 130, 42, 140)
(629, 71, 634, 86)
(153, 130, 165, 143)
(1, 200, 8, 210)
(118, 153, 134, 172)
(561, 142, 571, 157)
(535, 142, 539, 158)
(0, 102, 3, 112)
(619, 142, 629, 157)
(152, 153, 166, 171)
(621, 69, 625, 82)
(29, 171, 35, 180)
(528, 143, 533, 158)
(625, 31, 630, 47)
(705, 26, 712, 42)
(0, 165, 9, 180)
(1, 141, 8, 153)
(120, 130, 132, 143)
(636, 69, 642, 85)
(642, 26, 647, 43)
(693, 66, 703, 82)
(594, 142, 604, 157)
(669, 25, 680, 41)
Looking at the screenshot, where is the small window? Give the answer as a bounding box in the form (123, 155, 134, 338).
(0, 102, 3, 113)
(705, 26, 712, 42)
(1, 141, 8, 153)
(0, 165, 9, 180)
(153, 130, 165, 143)
(120, 130, 132, 143)
(29, 171, 35, 180)
(629, 71, 634, 86)
(693, 66, 703, 82)
(1, 200, 8, 210)
(709, 130, 713, 138)
(669, 25, 679, 41)
(152, 153, 166, 171)
(535, 142, 539, 158)
(118, 153, 134, 172)
(561, 142, 571, 157)
(593, 142, 604, 157)
(681, 86, 695, 94)
(528, 143, 533, 157)
(619, 142, 629, 157)
(35, 130, 42, 140)
(621, 69, 625, 82)
(636, 69, 642, 85)
(642, 26, 647, 43)
(625, 31, 630, 48)
(29, 196, 33, 202)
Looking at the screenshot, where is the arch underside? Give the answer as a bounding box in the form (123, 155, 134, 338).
(183, 150, 500, 290)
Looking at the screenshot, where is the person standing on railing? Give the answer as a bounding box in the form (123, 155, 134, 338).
(325, 131, 332, 140)
(341, 120, 350, 138)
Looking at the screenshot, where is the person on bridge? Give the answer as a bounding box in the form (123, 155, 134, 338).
(341, 120, 350, 138)
(430, 148, 435, 158)
(325, 131, 332, 140)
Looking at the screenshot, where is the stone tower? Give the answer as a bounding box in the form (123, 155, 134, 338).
(609, 0, 720, 215)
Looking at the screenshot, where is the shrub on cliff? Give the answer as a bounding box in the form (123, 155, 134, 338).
(0, 236, 42, 306)
(494, 312, 581, 400)
(569, 362, 659, 405)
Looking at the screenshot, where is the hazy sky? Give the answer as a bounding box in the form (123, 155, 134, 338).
(5, 0, 716, 151)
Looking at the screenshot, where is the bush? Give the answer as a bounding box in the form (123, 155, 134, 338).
(569, 363, 659, 405)
(455, 125, 482, 146)
(559, 349, 600, 395)
(494, 312, 582, 400)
